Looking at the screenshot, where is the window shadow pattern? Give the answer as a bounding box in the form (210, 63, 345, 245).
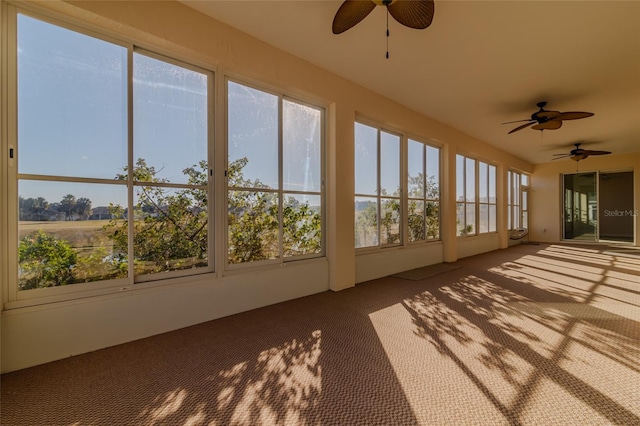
(1, 243, 639, 425)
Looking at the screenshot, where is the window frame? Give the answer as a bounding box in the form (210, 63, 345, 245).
(508, 170, 530, 231)
(354, 120, 403, 250)
(406, 137, 441, 243)
(4, 6, 216, 307)
(354, 119, 442, 251)
(224, 77, 326, 269)
(456, 154, 497, 237)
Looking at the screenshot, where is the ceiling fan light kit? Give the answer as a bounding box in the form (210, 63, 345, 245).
(504, 101, 594, 134)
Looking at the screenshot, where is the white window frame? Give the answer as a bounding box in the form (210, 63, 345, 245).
(456, 154, 497, 237)
(225, 77, 326, 269)
(406, 137, 441, 243)
(508, 170, 529, 231)
(354, 120, 403, 250)
(3, 6, 215, 307)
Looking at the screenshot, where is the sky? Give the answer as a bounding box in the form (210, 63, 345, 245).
(18, 13, 321, 209)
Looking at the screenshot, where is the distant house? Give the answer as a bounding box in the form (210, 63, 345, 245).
(89, 206, 113, 220)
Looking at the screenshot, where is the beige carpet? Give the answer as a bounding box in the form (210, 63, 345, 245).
(391, 262, 462, 280)
(2, 243, 639, 425)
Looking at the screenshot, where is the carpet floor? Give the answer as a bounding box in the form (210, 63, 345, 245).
(2, 243, 639, 425)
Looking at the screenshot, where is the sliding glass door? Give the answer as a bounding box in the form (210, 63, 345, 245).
(563, 173, 597, 241)
(563, 171, 634, 243)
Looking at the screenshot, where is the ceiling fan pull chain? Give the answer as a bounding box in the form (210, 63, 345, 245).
(386, 8, 390, 59)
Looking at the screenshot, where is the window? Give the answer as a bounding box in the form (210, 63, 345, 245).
(227, 80, 324, 265)
(508, 171, 529, 230)
(14, 13, 212, 293)
(354, 123, 401, 248)
(407, 139, 440, 241)
(478, 161, 497, 233)
(457, 155, 496, 236)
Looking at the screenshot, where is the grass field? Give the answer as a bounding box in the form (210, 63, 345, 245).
(19, 220, 115, 250)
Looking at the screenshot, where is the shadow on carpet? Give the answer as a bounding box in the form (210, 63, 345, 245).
(391, 262, 462, 281)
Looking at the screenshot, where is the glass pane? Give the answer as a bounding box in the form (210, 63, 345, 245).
(488, 165, 496, 203)
(456, 202, 466, 236)
(563, 173, 596, 241)
(426, 201, 440, 240)
(283, 194, 322, 257)
(18, 180, 127, 290)
(228, 81, 278, 189)
(522, 174, 529, 186)
(408, 199, 425, 242)
(466, 158, 476, 202)
(132, 185, 208, 276)
(522, 206, 529, 228)
(355, 196, 378, 248)
(407, 140, 424, 198)
(479, 162, 488, 203)
(465, 203, 476, 236)
(380, 198, 401, 245)
(133, 53, 208, 184)
(283, 100, 322, 192)
(479, 204, 489, 233)
(522, 190, 528, 211)
(380, 131, 400, 196)
(355, 123, 378, 195)
(489, 205, 496, 232)
(18, 14, 127, 179)
(456, 155, 464, 202)
(508, 171, 513, 205)
(228, 190, 279, 263)
(426, 146, 440, 200)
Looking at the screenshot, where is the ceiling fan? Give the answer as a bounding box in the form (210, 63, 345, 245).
(332, 0, 435, 34)
(552, 143, 611, 162)
(503, 102, 594, 134)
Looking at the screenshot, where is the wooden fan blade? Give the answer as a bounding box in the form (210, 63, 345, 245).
(502, 119, 534, 125)
(556, 111, 594, 120)
(508, 121, 535, 134)
(332, 0, 376, 34)
(583, 150, 611, 156)
(532, 120, 563, 131)
(552, 155, 571, 160)
(387, 0, 435, 29)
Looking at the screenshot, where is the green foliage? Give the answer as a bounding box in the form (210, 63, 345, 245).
(227, 157, 322, 263)
(17, 156, 322, 289)
(18, 230, 77, 290)
(105, 158, 209, 275)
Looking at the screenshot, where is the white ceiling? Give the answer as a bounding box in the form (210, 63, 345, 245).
(180, 0, 640, 164)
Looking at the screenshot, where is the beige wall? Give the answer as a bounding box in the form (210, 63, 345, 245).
(1, 0, 534, 372)
(531, 153, 639, 245)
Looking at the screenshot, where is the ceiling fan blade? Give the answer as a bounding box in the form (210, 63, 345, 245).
(508, 121, 535, 134)
(583, 150, 612, 156)
(532, 120, 563, 131)
(502, 119, 534, 125)
(387, 0, 435, 29)
(556, 111, 594, 121)
(332, 0, 376, 34)
(552, 155, 571, 160)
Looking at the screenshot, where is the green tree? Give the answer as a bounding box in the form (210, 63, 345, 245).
(19, 196, 49, 221)
(60, 194, 77, 221)
(18, 230, 77, 290)
(104, 158, 209, 275)
(74, 197, 92, 220)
